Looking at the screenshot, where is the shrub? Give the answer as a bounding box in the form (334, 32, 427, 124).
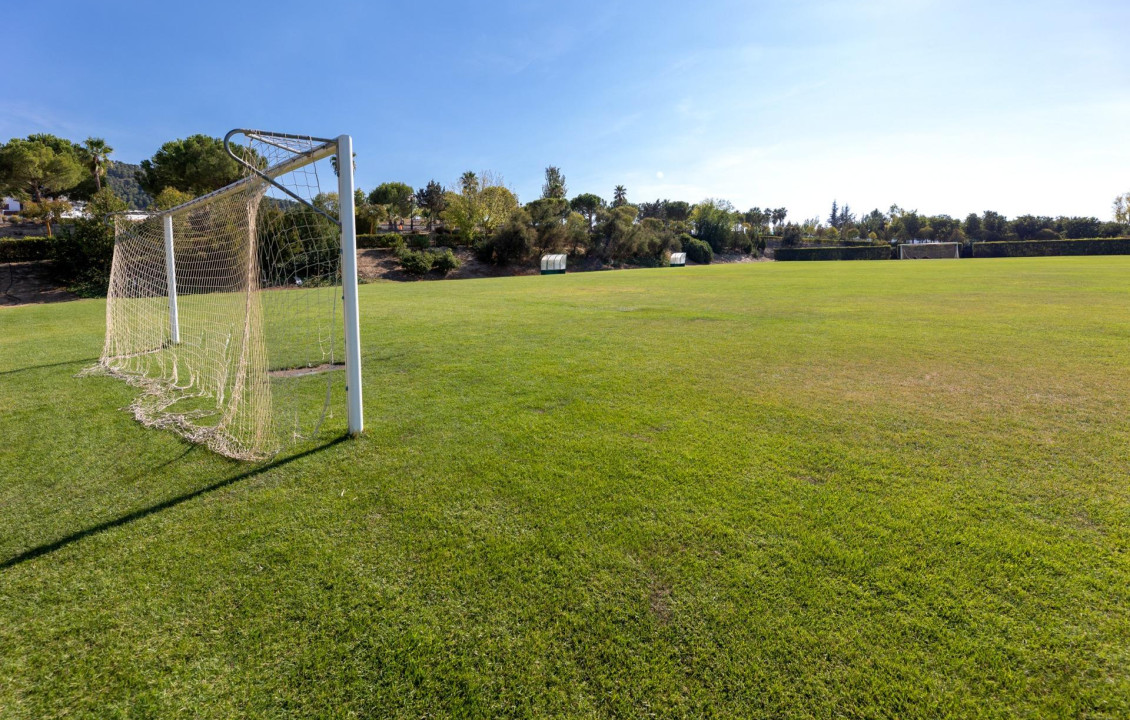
(732, 233, 754, 254)
(477, 215, 534, 265)
(356, 233, 404, 249)
(0, 237, 51, 262)
(431, 226, 457, 242)
(1033, 228, 1061, 240)
(781, 224, 803, 247)
(594, 205, 642, 261)
(1058, 217, 1101, 239)
(49, 219, 117, 295)
(681, 235, 713, 264)
(775, 245, 891, 261)
(397, 249, 434, 275)
(972, 238, 1130, 258)
(431, 248, 461, 274)
(406, 233, 431, 251)
(1097, 222, 1126, 238)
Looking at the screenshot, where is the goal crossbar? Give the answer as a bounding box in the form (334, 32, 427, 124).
(150, 134, 339, 222)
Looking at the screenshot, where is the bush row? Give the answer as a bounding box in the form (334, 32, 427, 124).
(0, 236, 51, 262)
(357, 233, 412, 249)
(774, 245, 892, 261)
(972, 237, 1130, 258)
(397, 248, 461, 276)
(357, 228, 460, 250)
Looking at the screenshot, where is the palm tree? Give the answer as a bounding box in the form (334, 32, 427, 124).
(612, 185, 628, 207)
(83, 137, 113, 192)
(459, 171, 479, 195)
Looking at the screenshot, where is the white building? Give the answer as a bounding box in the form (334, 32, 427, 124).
(2, 197, 21, 215)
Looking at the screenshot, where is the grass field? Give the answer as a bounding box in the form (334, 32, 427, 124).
(2, 257, 1129, 718)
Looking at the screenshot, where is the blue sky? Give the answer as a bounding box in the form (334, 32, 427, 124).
(6, 0, 1128, 221)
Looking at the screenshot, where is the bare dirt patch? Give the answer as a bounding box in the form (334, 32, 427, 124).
(268, 363, 344, 378)
(649, 579, 673, 626)
(1, 261, 77, 306)
(357, 247, 540, 283)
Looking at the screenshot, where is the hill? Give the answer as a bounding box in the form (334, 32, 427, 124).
(104, 162, 150, 209)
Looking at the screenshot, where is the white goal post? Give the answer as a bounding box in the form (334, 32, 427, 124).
(95, 129, 363, 460)
(898, 242, 961, 259)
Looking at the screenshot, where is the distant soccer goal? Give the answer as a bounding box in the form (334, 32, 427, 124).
(898, 242, 961, 259)
(94, 130, 363, 460)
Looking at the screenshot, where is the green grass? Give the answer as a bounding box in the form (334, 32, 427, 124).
(1, 257, 1129, 718)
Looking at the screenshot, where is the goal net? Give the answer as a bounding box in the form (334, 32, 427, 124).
(898, 242, 961, 259)
(94, 130, 362, 460)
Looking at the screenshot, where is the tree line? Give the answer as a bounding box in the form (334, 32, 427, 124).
(803, 200, 1129, 245)
(2, 131, 1128, 289)
(357, 168, 791, 269)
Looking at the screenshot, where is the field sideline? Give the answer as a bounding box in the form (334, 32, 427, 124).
(1, 257, 1128, 718)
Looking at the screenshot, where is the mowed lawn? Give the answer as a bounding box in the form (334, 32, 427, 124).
(1, 257, 1128, 718)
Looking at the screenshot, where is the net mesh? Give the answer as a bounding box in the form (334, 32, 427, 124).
(95, 132, 345, 460)
(899, 242, 961, 259)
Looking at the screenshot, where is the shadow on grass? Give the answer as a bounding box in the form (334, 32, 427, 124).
(0, 435, 348, 571)
(0, 357, 99, 376)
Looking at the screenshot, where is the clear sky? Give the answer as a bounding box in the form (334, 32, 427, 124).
(6, 0, 1128, 222)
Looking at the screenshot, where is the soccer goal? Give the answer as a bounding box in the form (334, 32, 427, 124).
(898, 242, 961, 259)
(95, 130, 362, 460)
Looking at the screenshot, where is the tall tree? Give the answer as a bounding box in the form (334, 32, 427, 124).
(612, 185, 628, 207)
(928, 214, 960, 242)
(0, 136, 86, 204)
(137, 135, 242, 196)
(745, 207, 769, 232)
(637, 199, 665, 220)
(1056, 216, 1100, 239)
(369, 182, 416, 230)
(416, 180, 447, 230)
(459, 171, 479, 195)
(479, 184, 519, 236)
(692, 198, 738, 253)
(962, 212, 982, 240)
(442, 171, 511, 241)
(541, 166, 567, 200)
(569, 193, 606, 232)
(525, 197, 570, 253)
(664, 200, 691, 224)
(859, 209, 888, 240)
(1114, 192, 1130, 224)
(82, 137, 113, 192)
(981, 210, 1008, 242)
(828, 200, 839, 228)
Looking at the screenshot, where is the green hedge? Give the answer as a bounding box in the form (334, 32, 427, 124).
(356, 233, 406, 249)
(972, 237, 1130, 258)
(775, 245, 892, 261)
(0, 236, 51, 262)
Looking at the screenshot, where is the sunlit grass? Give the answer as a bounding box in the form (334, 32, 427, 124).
(1, 257, 1128, 718)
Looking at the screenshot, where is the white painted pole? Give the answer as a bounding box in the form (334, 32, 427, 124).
(163, 214, 180, 344)
(337, 134, 364, 436)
